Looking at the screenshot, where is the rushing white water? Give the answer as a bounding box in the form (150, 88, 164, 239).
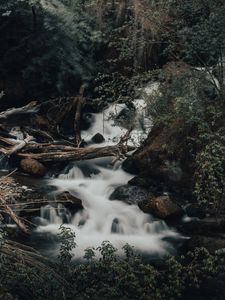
(37, 160, 179, 258)
(35, 88, 180, 259)
(81, 84, 157, 147)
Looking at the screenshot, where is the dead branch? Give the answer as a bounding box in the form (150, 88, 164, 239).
(74, 97, 85, 147)
(0, 136, 17, 146)
(51, 97, 77, 133)
(2, 205, 29, 234)
(0, 101, 39, 119)
(1, 135, 34, 156)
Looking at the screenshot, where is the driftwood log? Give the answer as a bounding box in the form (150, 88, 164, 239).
(18, 142, 134, 162)
(0, 101, 39, 119)
(0, 121, 134, 164)
(0, 90, 135, 171)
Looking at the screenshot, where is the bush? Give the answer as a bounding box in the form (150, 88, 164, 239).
(1, 226, 225, 300)
(167, 0, 225, 67)
(0, 0, 101, 98)
(145, 67, 225, 211)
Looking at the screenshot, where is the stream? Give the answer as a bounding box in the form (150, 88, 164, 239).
(29, 84, 181, 259)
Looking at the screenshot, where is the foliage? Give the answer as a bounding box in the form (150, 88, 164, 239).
(145, 67, 225, 210)
(57, 224, 76, 267)
(195, 141, 225, 214)
(0, 0, 101, 98)
(93, 0, 169, 70)
(167, 0, 225, 67)
(146, 69, 221, 126)
(92, 70, 156, 110)
(1, 225, 225, 299)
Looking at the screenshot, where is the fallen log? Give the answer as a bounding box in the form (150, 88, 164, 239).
(0, 135, 34, 156)
(0, 101, 39, 119)
(0, 136, 17, 146)
(18, 143, 134, 162)
(2, 204, 29, 234)
(23, 143, 76, 152)
(6, 135, 34, 156)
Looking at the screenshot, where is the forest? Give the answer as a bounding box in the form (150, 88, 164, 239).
(0, 0, 225, 299)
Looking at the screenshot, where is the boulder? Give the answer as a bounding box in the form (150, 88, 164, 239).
(20, 158, 46, 177)
(186, 235, 225, 253)
(122, 118, 192, 180)
(178, 217, 225, 236)
(57, 191, 83, 210)
(139, 195, 183, 220)
(91, 133, 105, 144)
(115, 105, 136, 128)
(109, 184, 148, 205)
(185, 203, 206, 219)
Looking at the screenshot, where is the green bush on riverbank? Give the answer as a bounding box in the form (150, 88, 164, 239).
(1, 226, 225, 300)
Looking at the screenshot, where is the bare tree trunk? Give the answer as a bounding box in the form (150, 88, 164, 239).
(74, 96, 85, 147)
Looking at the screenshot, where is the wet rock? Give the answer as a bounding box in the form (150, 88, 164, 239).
(115, 104, 136, 128)
(123, 119, 191, 178)
(20, 158, 46, 177)
(129, 174, 166, 195)
(187, 235, 225, 253)
(109, 184, 148, 205)
(91, 133, 105, 144)
(185, 203, 206, 219)
(31, 115, 49, 129)
(179, 217, 225, 236)
(122, 157, 139, 174)
(111, 218, 123, 233)
(57, 191, 83, 211)
(139, 195, 183, 220)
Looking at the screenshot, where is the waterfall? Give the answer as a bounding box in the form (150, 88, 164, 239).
(35, 88, 180, 259)
(37, 162, 179, 258)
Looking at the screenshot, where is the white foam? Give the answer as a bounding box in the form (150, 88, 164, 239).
(37, 162, 179, 259)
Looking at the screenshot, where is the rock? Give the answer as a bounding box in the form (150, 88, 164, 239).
(123, 118, 195, 208)
(129, 174, 167, 195)
(122, 118, 191, 178)
(186, 235, 225, 253)
(122, 157, 139, 174)
(185, 203, 206, 218)
(178, 217, 225, 236)
(139, 195, 183, 220)
(20, 158, 46, 177)
(115, 104, 136, 128)
(31, 115, 49, 129)
(57, 191, 83, 210)
(109, 184, 148, 205)
(91, 133, 105, 144)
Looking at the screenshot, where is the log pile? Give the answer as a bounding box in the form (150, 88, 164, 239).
(0, 88, 134, 234)
(0, 88, 134, 175)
